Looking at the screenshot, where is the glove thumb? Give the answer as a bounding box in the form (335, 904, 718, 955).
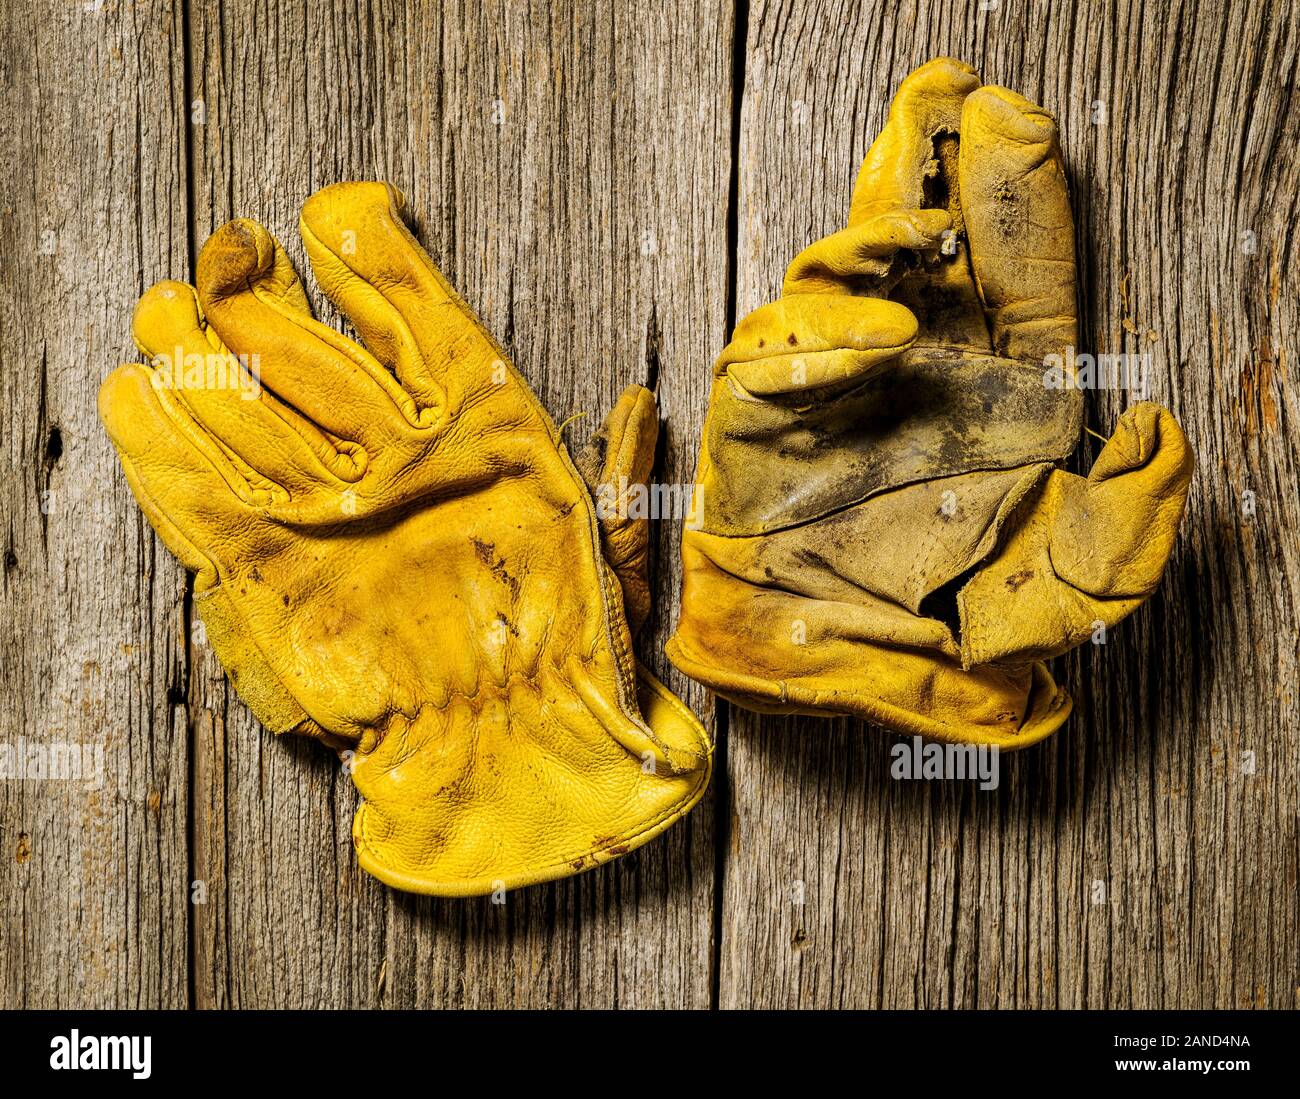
(958, 402, 1193, 666)
(1051, 402, 1193, 597)
(574, 384, 660, 633)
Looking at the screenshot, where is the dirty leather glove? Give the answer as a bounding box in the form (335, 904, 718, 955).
(666, 58, 1193, 747)
(99, 181, 711, 895)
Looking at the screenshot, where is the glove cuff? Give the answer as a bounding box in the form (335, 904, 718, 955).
(667, 619, 1071, 749)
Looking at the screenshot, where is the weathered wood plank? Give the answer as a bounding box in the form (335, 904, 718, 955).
(0, 0, 192, 1007)
(4, 0, 1294, 1013)
(720, 0, 1300, 1009)
(184, 0, 732, 1007)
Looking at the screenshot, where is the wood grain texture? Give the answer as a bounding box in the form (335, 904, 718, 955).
(1, 0, 1295, 1010)
(720, 0, 1300, 1008)
(0, 0, 192, 1007)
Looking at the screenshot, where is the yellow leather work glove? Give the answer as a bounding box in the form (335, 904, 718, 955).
(100, 181, 710, 895)
(666, 58, 1193, 748)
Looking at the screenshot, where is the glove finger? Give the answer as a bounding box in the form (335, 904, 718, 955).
(958, 403, 1193, 665)
(717, 294, 917, 397)
(574, 384, 660, 633)
(299, 181, 500, 402)
(958, 86, 1077, 361)
(99, 362, 257, 589)
(1052, 403, 1193, 595)
(849, 58, 991, 350)
(197, 218, 432, 446)
(849, 57, 980, 224)
(782, 209, 951, 296)
(133, 281, 367, 494)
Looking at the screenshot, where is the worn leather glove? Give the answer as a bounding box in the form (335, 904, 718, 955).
(100, 181, 710, 895)
(667, 58, 1193, 747)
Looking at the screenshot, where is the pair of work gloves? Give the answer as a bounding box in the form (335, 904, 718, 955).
(101, 59, 1192, 895)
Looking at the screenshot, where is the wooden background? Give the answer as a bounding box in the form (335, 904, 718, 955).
(1, 0, 1296, 1009)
